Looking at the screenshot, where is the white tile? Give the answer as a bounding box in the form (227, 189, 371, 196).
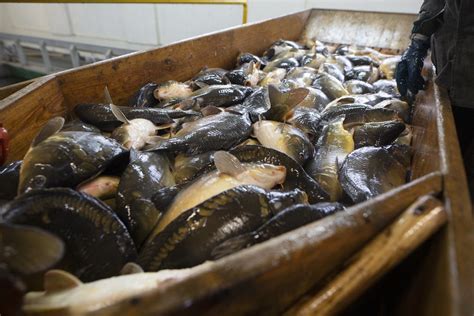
(305, 0, 423, 14)
(248, 0, 306, 22)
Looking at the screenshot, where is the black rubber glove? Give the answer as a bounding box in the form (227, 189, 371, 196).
(396, 38, 430, 98)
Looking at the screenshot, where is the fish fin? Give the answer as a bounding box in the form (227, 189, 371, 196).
(145, 135, 167, 146)
(286, 88, 309, 108)
(129, 148, 140, 162)
(244, 61, 255, 76)
(44, 270, 82, 293)
(0, 224, 65, 275)
(214, 151, 246, 176)
(201, 106, 222, 116)
(104, 86, 114, 105)
(211, 233, 255, 259)
(109, 103, 130, 125)
(155, 123, 174, 131)
(31, 117, 65, 147)
(120, 262, 144, 275)
(268, 84, 285, 106)
(176, 98, 199, 111)
(194, 81, 209, 90)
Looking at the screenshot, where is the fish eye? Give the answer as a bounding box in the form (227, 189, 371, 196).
(32, 175, 47, 187)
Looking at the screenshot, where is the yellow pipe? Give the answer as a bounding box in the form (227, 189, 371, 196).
(0, 0, 248, 24)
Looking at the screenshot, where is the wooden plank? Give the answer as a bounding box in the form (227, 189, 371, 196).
(410, 60, 440, 179)
(0, 76, 66, 162)
(88, 172, 442, 316)
(432, 84, 474, 316)
(0, 79, 36, 101)
(301, 10, 416, 51)
(286, 195, 447, 316)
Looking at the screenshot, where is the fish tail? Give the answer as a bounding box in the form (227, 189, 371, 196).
(211, 233, 256, 260)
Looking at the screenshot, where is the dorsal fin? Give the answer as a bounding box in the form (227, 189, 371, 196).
(120, 262, 144, 275)
(104, 86, 130, 124)
(244, 61, 255, 76)
(31, 117, 65, 147)
(286, 88, 309, 108)
(44, 270, 82, 292)
(268, 84, 285, 106)
(194, 81, 209, 90)
(214, 151, 246, 177)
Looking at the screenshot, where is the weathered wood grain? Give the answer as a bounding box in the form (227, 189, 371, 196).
(286, 195, 447, 316)
(0, 79, 36, 101)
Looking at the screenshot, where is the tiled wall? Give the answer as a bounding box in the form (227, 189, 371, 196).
(0, 1, 422, 50)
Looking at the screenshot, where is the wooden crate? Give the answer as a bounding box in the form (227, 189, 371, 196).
(0, 9, 472, 315)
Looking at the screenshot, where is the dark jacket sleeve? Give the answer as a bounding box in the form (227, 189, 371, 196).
(412, 0, 446, 37)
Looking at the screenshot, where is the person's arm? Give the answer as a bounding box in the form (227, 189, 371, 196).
(396, 0, 445, 98)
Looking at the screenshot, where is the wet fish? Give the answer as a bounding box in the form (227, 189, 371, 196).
(263, 84, 308, 121)
(227, 87, 270, 122)
(0, 160, 21, 200)
(138, 185, 304, 270)
(352, 65, 379, 83)
(285, 67, 318, 87)
(211, 202, 344, 259)
(339, 144, 411, 203)
(61, 120, 100, 133)
(229, 145, 329, 203)
(373, 79, 399, 96)
(352, 121, 406, 148)
(192, 68, 230, 87)
(236, 52, 267, 68)
(379, 56, 401, 79)
(320, 104, 401, 128)
(344, 80, 375, 95)
(263, 57, 299, 73)
(74, 104, 197, 132)
(1, 188, 136, 281)
(129, 82, 159, 107)
(263, 40, 302, 60)
(305, 116, 354, 201)
(303, 53, 327, 70)
(0, 223, 64, 275)
(253, 120, 314, 165)
(22, 267, 194, 315)
(345, 55, 377, 67)
(373, 99, 411, 123)
(225, 61, 262, 87)
(173, 151, 215, 184)
(77, 176, 120, 200)
(116, 150, 175, 247)
(148, 151, 286, 239)
(258, 68, 287, 87)
(19, 131, 125, 194)
(319, 63, 345, 83)
(145, 112, 252, 154)
(176, 84, 253, 109)
(312, 73, 349, 100)
(287, 107, 321, 136)
(153, 81, 193, 104)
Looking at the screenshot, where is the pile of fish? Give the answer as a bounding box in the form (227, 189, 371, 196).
(0, 38, 411, 313)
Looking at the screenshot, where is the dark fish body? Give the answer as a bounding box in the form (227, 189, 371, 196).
(373, 80, 398, 96)
(352, 65, 379, 83)
(346, 55, 377, 66)
(212, 202, 344, 259)
(174, 151, 215, 184)
(129, 82, 159, 107)
(228, 87, 270, 122)
(344, 80, 375, 95)
(288, 107, 321, 136)
(353, 121, 406, 148)
(61, 120, 101, 133)
(339, 145, 411, 203)
(263, 40, 301, 60)
(312, 73, 349, 100)
(185, 85, 253, 108)
(0, 160, 21, 200)
(263, 57, 299, 72)
(1, 188, 136, 281)
(229, 145, 329, 203)
(74, 104, 196, 132)
(192, 68, 229, 86)
(146, 112, 252, 155)
(116, 151, 175, 247)
(19, 132, 126, 194)
(236, 53, 267, 68)
(320, 63, 345, 83)
(320, 104, 400, 128)
(138, 185, 305, 270)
